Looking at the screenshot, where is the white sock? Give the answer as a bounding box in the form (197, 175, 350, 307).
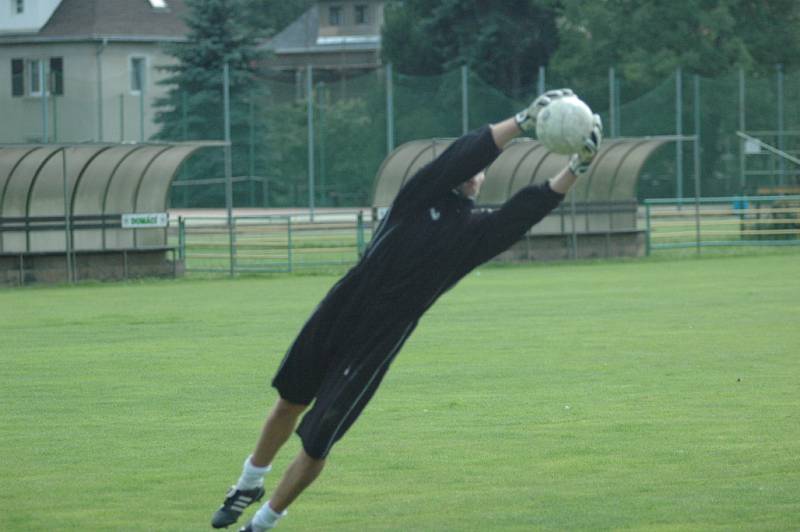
(236, 455, 271, 490)
(251, 501, 286, 531)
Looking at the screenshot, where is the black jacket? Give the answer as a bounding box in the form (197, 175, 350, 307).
(277, 125, 566, 457)
(303, 124, 565, 362)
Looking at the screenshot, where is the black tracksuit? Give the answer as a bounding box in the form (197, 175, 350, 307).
(272, 125, 565, 459)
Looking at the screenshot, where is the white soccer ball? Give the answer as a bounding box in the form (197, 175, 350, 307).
(535, 95, 595, 155)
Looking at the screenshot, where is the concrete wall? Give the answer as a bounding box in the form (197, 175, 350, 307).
(494, 230, 646, 263)
(0, 40, 177, 143)
(0, 249, 182, 285)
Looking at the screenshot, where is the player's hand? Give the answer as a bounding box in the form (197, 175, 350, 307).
(515, 88, 574, 133)
(569, 114, 603, 176)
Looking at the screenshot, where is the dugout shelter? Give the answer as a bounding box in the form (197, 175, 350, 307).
(372, 137, 670, 260)
(0, 142, 221, 284)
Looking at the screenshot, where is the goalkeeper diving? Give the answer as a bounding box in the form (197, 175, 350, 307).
(210, 89, 603, 531)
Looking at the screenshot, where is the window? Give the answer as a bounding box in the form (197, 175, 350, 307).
(130, 56, 146, 93)
(50, 57, 63, 95)
(28, 59, 42, 95)
(329, 5, 342, 26)
(11, 59, 24, 97)
(10, 57, 63, 97)
(355, 4, 368, 24)
(15, 0, 24, 14)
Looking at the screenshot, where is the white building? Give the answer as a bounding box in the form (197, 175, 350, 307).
(0, 0, 188, 143)
(1, 0, 62, 34)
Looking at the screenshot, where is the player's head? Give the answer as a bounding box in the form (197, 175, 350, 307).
(457, 170, 485, 200)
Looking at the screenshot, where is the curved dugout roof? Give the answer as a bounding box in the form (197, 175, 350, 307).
(0, 143, 219, 253)
(373, 137, 670, 207)
(372, 137, 670, 233)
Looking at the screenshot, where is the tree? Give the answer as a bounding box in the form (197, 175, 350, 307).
(381, 0, 560, 99)
(153, 0, 265, 207)
(259, 89, 388, 207)
(551, 0, 800, 197)
(552, 0, 800, 98)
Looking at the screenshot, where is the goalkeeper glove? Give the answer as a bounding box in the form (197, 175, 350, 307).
(515, 88, 574, 132)
(568, 114, 603, 176)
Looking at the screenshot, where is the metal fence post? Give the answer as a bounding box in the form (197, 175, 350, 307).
(317, 81, 327, 206)
(386, 63, 395, 154)
(645, 202, 651, 256)
(614, 75, 621, 136)
(461, 65, 469, 134)
(61, 148, 73, 283)
(676, 67, 683, 202)
(96, 39, 106, 141)
(738, 68, 746, 194)
(306, 64, 315, 222)
(178, 216, 185, 261)
(693, 75, 702, 254)
(569, 193, 578, 259)
(356, 211, 365, 256)
(231, 216, 237, 274)
(609, 67, 616, 138)
(249, 89, 256, 207)
(776, 63, 785, 186)
(287, 217, 293, 273)
(223, 62, 235, 277)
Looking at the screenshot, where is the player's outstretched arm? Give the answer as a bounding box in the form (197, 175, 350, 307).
(491, 88, 581, 164)
(391, 91, 562, 214)
(465, 108, 604, 266)
(492, 90, 602, 194)
(489, 117, 524, 149)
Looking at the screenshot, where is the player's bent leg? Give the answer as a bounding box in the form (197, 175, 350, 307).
(251, 398, 309, 467)
(211, 399, 309, 529)
(238, 358, 390, 530)
(237, 501, 286, 532)
(239, 449, 326, 531)
(269, 448, 326, 513)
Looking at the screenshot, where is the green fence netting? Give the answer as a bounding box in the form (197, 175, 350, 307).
(4, 64, 799, 208)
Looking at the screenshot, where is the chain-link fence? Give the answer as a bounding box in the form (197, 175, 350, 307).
(4, 63, 799, 208)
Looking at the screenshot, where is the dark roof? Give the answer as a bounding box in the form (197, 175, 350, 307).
(37, 0, 189, 40)
(262, 5, 319, 52)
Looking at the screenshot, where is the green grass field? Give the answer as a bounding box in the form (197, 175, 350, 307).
(2, 253, 799, 531)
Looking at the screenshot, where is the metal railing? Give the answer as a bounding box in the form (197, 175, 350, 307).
(644, 195, 800, 254)
(174, 212, 370, 274)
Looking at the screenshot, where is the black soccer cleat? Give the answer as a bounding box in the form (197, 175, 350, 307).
(211, 485, 265, 529)
(238, 520, 255, 532)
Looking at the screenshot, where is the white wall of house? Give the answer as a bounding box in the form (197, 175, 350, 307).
(0, 41, 178, 143)
(0, 0, 62, 34)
